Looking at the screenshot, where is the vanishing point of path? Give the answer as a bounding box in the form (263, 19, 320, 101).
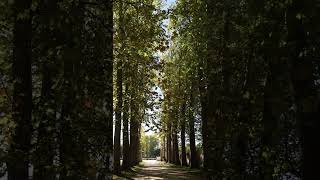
(127, 160, 206, 180)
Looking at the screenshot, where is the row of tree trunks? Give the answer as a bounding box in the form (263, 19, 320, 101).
(161, 95, 199, 168)
(161, 90, 198, 167)
(6, 0, 114, 179)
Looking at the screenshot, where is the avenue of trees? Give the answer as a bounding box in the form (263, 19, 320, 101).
(112, 0, 166, 174)
(1, 0, 320, 179)
(160, 0, 320, 179)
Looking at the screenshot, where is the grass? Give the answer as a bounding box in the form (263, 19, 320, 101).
(113, 162, 146, 179)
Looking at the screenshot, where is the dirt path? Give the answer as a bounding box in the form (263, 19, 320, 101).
(127, 160, 206, 180)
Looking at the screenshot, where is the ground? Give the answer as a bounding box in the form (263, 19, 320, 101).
(115, 160, 206, 180)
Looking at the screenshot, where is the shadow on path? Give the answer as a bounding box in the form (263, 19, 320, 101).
(120, 160, 206, 180)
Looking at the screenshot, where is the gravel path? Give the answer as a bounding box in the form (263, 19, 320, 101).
(129, 160, 206, 180)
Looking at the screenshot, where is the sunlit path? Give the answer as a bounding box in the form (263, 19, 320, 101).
(129, 160, 205, 180)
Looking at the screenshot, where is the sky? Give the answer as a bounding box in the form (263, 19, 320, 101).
(165, 0, 176, 7)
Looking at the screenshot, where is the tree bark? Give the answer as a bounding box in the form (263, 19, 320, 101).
(198, 60, 208, 169)
(34, 63, 55, 180)
(287, 1, 320, 178)
(122, 83, 130, 169)
(59, 46, 79, 180)
(113, 46, 123, 175)
(161, 136, 166, 161)
(172, 126, 180, 165)
(33, 1, 58, 179)
(188, 92, 198, 168)
(205, 0, 221, 175)
(7, 0, 33, 179)
(180, 104, 187, 166)
(101, 0, 114, 175)
(129, 104, 140, 166)
(166, 121, 172, 163)
(259, 8, 289, 177)
(260, 69, 280, 179)
(231, 49, 253, 179)
(114, 0, 125, 173)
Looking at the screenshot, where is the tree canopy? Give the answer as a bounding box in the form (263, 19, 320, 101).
(1, 0, 320, 179)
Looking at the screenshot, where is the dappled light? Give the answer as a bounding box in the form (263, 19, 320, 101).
(124, 160, 204, 179)
(1, 0, 320, 179)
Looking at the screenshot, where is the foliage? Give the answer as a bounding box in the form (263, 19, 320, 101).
(159, 0, 320, 179)
(141, 134, 160, 158)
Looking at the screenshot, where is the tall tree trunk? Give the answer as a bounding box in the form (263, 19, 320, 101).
(198, 59, 208, 169)
(170, 130, 174, 163)
(7, 0, 33, 179)
(291, 59, 319, 180)
(34, 63, 55, 180)
(260, 68, 280, 180)
(260, 53, 290, 179)
(161, 136, 166, 161)
(287, 1, 320, 178)
(59, 4, 86, 178)
(205, 0, 221, 175)
(232, 125, 248, 179)
(129, 105, 140, 166)
(166, 121, 172, 163)
(59, 46, 79, 180)
(113, 47, 123, 175)
(33, 1, 58, 179)
(211, 8, 230, 176)
(188, 92, 198, 168)
(98, 0, 113, 176)
(231, 50, 253, 179)
(180, 104, 187, 166)
(259, 9, 290, 177)
(114, 0, 125, 173)
(122, 83, 130, 170)
(172, 126, 180, 165)
(137, 125, 142, 162)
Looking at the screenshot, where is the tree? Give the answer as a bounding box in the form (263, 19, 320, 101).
(7, 0, 33, 179)
(180, 103, 187, 166)
(113, 0, 124, 173)
(286, 0, 320, 178)
(141, 134, 160, 158)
